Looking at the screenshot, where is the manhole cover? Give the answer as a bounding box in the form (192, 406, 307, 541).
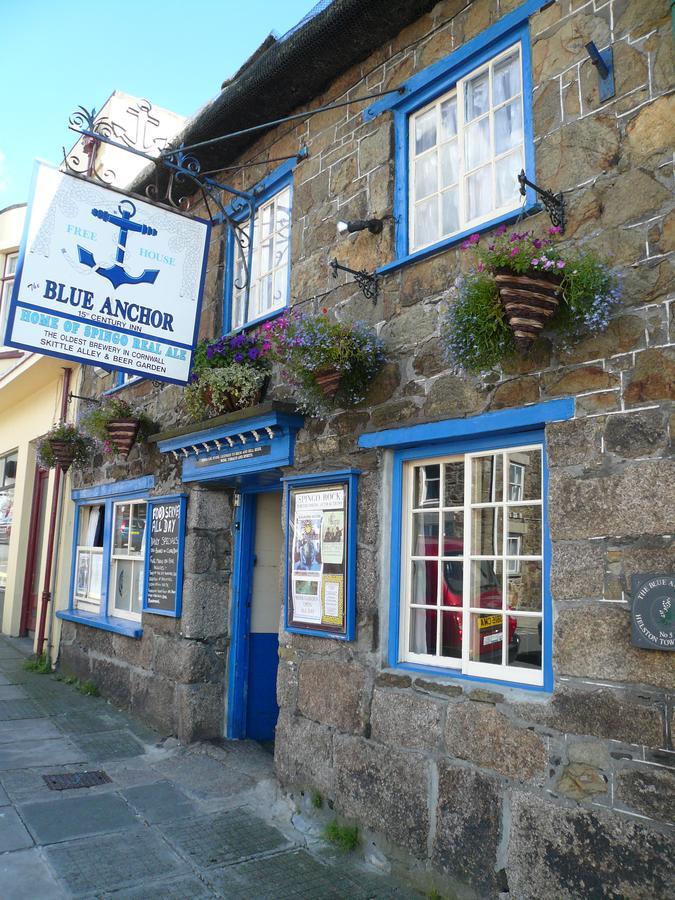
(43, 771, 111, 791)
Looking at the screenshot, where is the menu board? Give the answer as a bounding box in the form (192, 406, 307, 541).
(143, 496, 186, 617)
(287, 482, 350, 636)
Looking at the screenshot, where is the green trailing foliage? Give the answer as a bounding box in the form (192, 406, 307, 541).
(82, 398, 154, 449)
(324, 819, 359, 851)
(36, 423, 96, 470)
(23, 653, 52, 674)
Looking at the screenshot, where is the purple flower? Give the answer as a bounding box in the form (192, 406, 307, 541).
(548, 226, 562, 235)
(234, 352, 244, 362)
(468, 233, 480, 245)
(496, 224, 507, 235)
(510, 247, 520, 256)
(556, 260, 566, 269)
(248, 347, 260, 360)
(531, 258, 540, 266)
(206, 346, 214, 359)
(533, 239, 542, 249)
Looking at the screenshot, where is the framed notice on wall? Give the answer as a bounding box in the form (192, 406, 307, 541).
(284, 470, 359, 640)
(142, 495, 187, 617)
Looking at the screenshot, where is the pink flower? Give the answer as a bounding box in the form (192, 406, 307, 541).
(496, 224, 507, 235)
(531, 258, 540, 266)
(510, 247, 519, 256)
(548, 226, 562, 235)
(263, 322, 273, 332)
(556, 260, 566, 269)
(533, 239, 542, 249)
(477, 261, 485, 272)
(262, 340, 271, 351)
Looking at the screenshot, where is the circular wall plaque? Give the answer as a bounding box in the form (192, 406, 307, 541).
(631, 574, 675, 651)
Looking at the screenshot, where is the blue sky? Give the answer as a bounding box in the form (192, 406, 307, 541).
(0, 0, 317, 209)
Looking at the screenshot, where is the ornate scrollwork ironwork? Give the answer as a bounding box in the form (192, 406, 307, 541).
(518, 170, 565, 233)
(65, 106, 117, 182)
(330, 258, 379, 301)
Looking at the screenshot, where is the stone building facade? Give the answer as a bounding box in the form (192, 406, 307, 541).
(58, 0, 673, 896)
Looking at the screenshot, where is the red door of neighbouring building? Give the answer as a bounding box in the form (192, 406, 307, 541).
(20, 467, 49, 636)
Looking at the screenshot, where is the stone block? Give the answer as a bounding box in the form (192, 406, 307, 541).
(276, 660, 298, 709)
(358, 127, 391, 175)
(180, 574, 229, 640)
(423, 373, 485, 419)
(555, 604, 674, 690)
(543, 365, 619, 397)
(533, 78, 560, 135)
(489, 376, 540, 410)
(556, 762, 608, 801)
(615, 765, 675, 821)
(624, 349, 675, 405)
(604, 408, 668, 459)
(297, 659, 368, 734)
(413, 678, 462, 698)
(612, 537, 675, 599)
(333, 734, 430, 856)
(131, 671, 175, 734)
(370, 688, 443, 752)
(510, 686, 663, 747)
(614, 0, 671, 38)
(412, 338, 446, 377)
(433, 763, 504, 898)
(603, 170, 672, 229)
(567, 739, 611, 770)
(153, 635, 223, 684)
(548, 459, 675, 540)
(274, 710, 334, 796)
(551, 540, 605, 600)
(559, 316, 645, 366)
(366, 362, 400, 406)
(375, 672, 412, 689)
(175, 682, 223, 742)
(444, 702, 547, 781)
(183, 532, 215, 575)
(532, 10, 610, 82)
(186, 488, 232, 531)
(507, 791, 674, 900)
(537, 114, 620, 191)
(575, 391, 620, 415)
(73, 624, 114, 656)
(546, 417, 603, 468)
(58, 645, 92, 683)
(370, 399, 419, 429)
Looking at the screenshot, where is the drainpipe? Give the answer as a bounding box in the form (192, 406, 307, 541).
(36, 367, 71, 657)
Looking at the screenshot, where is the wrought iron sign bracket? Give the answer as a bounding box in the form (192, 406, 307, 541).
(68, 392, 101, 405)
(329, 258, 378, 301)
(518, 170, 565, 233)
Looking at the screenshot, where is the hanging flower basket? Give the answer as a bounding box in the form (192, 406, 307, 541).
(105, 419, 141, 459)
(494, 267, 562, 351)
(47, 440, 78, 472)
(37, 424, 95, 472)
(313, 367, 343, 399)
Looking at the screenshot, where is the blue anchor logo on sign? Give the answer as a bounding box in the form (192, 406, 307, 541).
(77, 199, 160, 290)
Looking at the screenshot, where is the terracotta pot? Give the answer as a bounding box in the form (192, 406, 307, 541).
(494, 268, 562, 351)
(314, 368, 342, 399)
(48, 440, 77, 472)
(106, 419, 140, 459)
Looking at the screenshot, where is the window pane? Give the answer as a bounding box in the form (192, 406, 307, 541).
(465, 70, 489, 121)
(412, 512, 439, 556)
(130, 505, 146, 554)
(466, 165, 492, 220)
(261, 201, 274, 238)
(414, 108, 437, 154)
(131, 562, 144, 614)
(273, 265, 288, 310)
(441, 560, 463, 607)
(440, 610, 462, 658)
(111, 560, 133, 611)
(414, 150, 438, 200)
(440, 141, 458, 188)
(465, 117, 490, 169)
(469, 611, 504, 663)
(471, 455, 503, 503)
(507, 449, 541, 500)
(260, 238, 274, 273)
(89, 551, 103, 601)
(507, 505, 542, 556)
(470, 560, 503, 609)
(442, 511, 463, 555)
(411, 559, 437, 606)
(494, 101, 523, 155)
(113, 505, 131, 553)
(493, 52, 521, 105)
(507, 560, 542, 612)
(410, 608, 437, 655)
(414, 464, 440, 508)
(509, 615, 542, 670)
(441, 189, 459, 236)
(495, 150, 522, 208)
(413, 197, 439, 248)
(440, 97, 457, 138)
(443, 461, 464, 506)
(472, 507, 503, 556)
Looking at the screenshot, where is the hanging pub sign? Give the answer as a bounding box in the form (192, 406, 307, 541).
(284, 471, 359, 640)
(631, 574, 675, 651)
(142, 495, 187, 617)
(2, 162, 210, 385)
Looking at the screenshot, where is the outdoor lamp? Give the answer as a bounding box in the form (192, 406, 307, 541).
(336, 218, 384, 236)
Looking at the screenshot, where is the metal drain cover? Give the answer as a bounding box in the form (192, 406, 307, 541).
(43, 771, 111, 791)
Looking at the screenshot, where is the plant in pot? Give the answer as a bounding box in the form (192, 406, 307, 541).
(83, 398, 154, 459)
(270, 311, 386, 414)
(183, 330, 272, 422)
(37, 423, 96, 472)
(442, 225, 621, 372)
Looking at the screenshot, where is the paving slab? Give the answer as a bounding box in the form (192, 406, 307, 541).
(0, 737, 85, 771)
(159, 807, 291, 869)
(122, 779, 198, 824)
(0, 698, 46, 720)
(53, 708, 131, 736)
(0, 764, 111, 804)
(0, 782, 9, 806)
(102, 873, 218, 899)
(72, 730, 147, 761)
(0, 718, 63, 744)
(0, 847, 67, 899)
(0, 684, 29, 700)
(20, 791, 139, 845)
(152, 751, 256, 801)
(45, 827, 188, 896)
(0, 806, 34, 852)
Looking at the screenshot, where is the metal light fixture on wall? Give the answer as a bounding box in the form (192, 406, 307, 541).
(336, 217, 385, 236)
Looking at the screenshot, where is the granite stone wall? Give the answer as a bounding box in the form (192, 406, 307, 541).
(61, 0, 673, 895)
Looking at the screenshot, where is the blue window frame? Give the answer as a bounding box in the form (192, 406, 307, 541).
(57, 476, 155, 639)
(359, 399, 575, 692)
(283, 469, 359, 641)
(223, 158, 297, 335)
(363, 1, 550, 275)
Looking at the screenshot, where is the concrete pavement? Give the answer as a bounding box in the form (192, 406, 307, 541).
(0, 636, 418, 899)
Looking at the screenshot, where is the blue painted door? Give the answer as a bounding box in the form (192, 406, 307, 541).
(245, 491, 282, 740)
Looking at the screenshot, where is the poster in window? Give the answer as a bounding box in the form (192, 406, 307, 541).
(75, 550, 90, 597)
(287, 481, 353, 637)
